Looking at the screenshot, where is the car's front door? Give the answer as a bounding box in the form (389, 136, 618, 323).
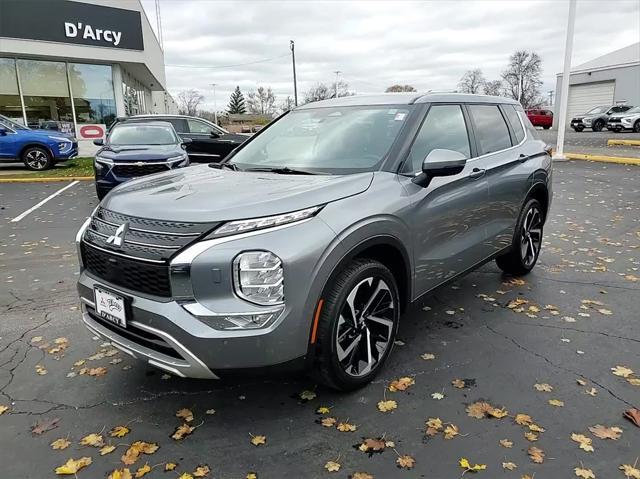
(181, 118, 237, 163)
(0, 128, 19, 159)
(399, 103, 492, 297)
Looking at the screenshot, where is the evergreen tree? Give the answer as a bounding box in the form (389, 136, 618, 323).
(227, 86, 246, 114)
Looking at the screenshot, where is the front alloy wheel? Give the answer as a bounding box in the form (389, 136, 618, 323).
(313, 259, 399, 390)
(496, 198, 544, 276)
(23, 146, 53, 171)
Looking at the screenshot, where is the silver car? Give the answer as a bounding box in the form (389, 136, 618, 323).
(76, 93, 552, 390)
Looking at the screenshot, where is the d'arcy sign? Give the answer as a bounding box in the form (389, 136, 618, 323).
(0, 0, 143, 50)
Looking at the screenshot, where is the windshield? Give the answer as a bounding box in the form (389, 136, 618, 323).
(229, 106, 412, 174)
(108, 124, 178, 146)
(586, 106, 608, 114)
(0, 114, 29, 131)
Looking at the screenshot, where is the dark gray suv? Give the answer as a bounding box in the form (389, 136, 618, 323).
(76, 93, 552, 390)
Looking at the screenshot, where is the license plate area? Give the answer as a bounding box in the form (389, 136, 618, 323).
(94, 286, 128, 328)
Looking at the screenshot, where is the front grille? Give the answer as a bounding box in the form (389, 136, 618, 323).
(113, 163, 169, 177)
(81, 207, 220, 297)
(608, 118, 621, 123)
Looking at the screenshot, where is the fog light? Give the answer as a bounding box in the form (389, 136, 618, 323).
(200, 308, 284, 330)
(233, 251, 284, 305)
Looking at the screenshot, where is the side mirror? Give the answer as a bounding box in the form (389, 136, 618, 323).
(181, 137, 192, 146)
(0, 128, 6, 136)
(412, 149, 467, 187)
(209, 130, 220, 138)
(93, 139, 104, 146)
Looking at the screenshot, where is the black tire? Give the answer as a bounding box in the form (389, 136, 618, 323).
(543, 126, 550, 130)
(496, 198, 544, 276)
(573, 126, 584, 132)
(96, 187, 107, 200)
(22, 146, 53, 171)
(592, 119, 604, 132)
(634, 120, 640, 133)
(313, 259, 400, 391)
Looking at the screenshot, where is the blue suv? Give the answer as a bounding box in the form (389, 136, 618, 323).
(0, 115, 78, 170)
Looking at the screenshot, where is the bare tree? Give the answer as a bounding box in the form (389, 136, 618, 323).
(501, 50, 543, 109)
(176, 89, 205, 116)
(246, 86, 277, 116)
(458, 69, 486, 94)
(483, 80, 503, 96)
(277, 96, 295, 114)
(304, 81, 353, 104)
(385, 84, 417, 92)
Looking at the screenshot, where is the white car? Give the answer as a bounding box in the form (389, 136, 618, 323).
(607, 106, 640, 133)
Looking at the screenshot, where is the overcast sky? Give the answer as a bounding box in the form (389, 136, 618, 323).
(141, 0, 640, 111)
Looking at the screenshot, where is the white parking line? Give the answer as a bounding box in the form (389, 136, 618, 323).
(11, 180, 80, 223)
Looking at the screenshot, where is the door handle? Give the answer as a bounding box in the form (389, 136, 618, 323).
(518, 153, 530, 162)
(468, 168, 486, 179)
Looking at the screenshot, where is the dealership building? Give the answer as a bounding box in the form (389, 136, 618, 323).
(553, 42, 640, 128)
(0, 0, 177, 147)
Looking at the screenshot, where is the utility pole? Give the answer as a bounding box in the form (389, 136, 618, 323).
(333, 70, 342, 98)
(554, 0, 577, 160)
(210, 83, 218, 125)
(548, 90, 554, 106)
(290, 40, 298, 106)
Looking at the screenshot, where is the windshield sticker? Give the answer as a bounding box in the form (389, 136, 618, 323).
(394, 112, 407, 121)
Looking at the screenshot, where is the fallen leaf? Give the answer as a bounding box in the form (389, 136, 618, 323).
(627, 378, 640, 386)
(396, 455, 415, 469)
(121, 441, 158, 465)
(32, 417, 60, 435)
(444, 424, 459, 440)
(421, 353, 435, 360)
(0, 405, 8, 415)
(612, 366, 634, 378)
(623, 408, 640, 427)
(299, 390, 316, 401)
(466, 401, 507, 419)
(459, 457, 487, 472)
(528, 423, 545, 433)
(35, 364, 48, 375)
(377, 400, 397, 412)
(431, 392, 445, 400)
(134, 464, 151, 478)
(110, 426, 130, 438)
(30, 336, 43, 344)
(100, 445, 116, 455)
(577, 379, 587, 386)
(452, 378, 466, 389)
(316, 406, 331, 414)
(178, 474, 194, 479)
(515, 414, 533, 426)
(324, 461, 341, 472)
(574, 466, 595, 478)
(359, 438, 386, 452)
(50, 438, 71, 450)
(502, 462, 517, 471)
(352, 473, 374, 479)
(524, 432, 538, 442)
(321, 417, 337, 427)
(205, 408, 216, 415)
(55, 457, 92, 475)
(589, 424, 622, 440)
(619, 464, 640, 478)
(193, 465, 210, 477)
(88, 367, 107, 377)
(250, 434, 266, 446)
(585, 387, 598, 396)
(534, 383, 553, 392)
(389, 377, 415, 392)
(171, 423, 195, 441)
(108, 469, 133, 479)
(548, 399, 564, 407)
(499, 439, 513, 448)
(79, 433, 103, 447)
(246, 474, 257, 479)
(165, 463, 177, 471)
(336, 421, 357, 432)
(176, 408, 194, 423)
(571, 433, 594, 452)
(528, 446, 545, 463)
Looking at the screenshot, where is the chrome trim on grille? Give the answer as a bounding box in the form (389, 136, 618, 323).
(92, 215, 201, 237)
(88, 228, 181, 250)
(82, 240, 166, 264)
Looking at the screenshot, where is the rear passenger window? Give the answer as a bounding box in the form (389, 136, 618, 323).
(503, 105, 525, 144)
(404, 105, 470, 173)
(187, 119, 212, 134)
(166, 118, 187, 133)
(468, 105, 512, 155)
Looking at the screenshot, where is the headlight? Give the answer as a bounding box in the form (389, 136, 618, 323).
(583, 118, 592, 124)
(210, 206, 321, 238)
(95, 156, 113, 165)
(233, 251, 284, 305)
(168, 154, 189, 167)
(48, 136, 70, 142)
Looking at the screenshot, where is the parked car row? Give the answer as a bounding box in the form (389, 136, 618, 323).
(571, 104, 634, 132)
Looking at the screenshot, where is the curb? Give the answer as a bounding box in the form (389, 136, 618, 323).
(607, 139, 640, 147)
(564, 153, 640, 166)
(0, 176, 93, 183)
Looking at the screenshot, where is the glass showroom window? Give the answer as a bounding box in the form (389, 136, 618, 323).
(69, 63, 117, 127)
(0, 58, 23, 123)
(18, 59, 74, 132)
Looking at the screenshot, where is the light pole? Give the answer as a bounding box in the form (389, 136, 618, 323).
(554, 0, 577, 160)
(290, 40, 298, 106)
(333, 70, 342, 98)
(210, 83, 218, 125)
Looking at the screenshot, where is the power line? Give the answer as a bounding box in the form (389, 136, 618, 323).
(166, 53, 290, 70)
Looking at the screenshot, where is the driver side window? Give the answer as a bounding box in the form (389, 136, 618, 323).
(187, 119, 214, 135)
(403, 104, 471, 173)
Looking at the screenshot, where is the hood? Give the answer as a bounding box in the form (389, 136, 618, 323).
(102, 165, 373, 222)
(97, 144, 185, 161)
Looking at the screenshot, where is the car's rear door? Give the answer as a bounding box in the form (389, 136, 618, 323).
(400, 103, 491, 297)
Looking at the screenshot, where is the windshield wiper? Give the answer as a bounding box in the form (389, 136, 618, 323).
(209, 162, 239, 171)
(244, 166, 317, 175)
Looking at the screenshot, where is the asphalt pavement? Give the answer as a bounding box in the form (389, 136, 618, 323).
(1, 163, 639, 478)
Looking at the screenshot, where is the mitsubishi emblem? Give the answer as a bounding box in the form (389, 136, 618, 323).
(106, 222, 129, 248)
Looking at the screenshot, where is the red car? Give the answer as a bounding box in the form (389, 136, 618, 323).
(526, 109, 553, 129)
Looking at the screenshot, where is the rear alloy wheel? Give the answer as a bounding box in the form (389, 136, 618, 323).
(634, 120, 640, 133)
(496, 199, 544, 276)
(592, 119, 604, 132)
(22, 146, 53, 171)
(313, 259, 399, 390)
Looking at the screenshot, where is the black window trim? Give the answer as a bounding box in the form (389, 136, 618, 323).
(466, 102, 527, 158)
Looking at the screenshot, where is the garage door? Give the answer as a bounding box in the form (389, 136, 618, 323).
(566, 81, 615, 124)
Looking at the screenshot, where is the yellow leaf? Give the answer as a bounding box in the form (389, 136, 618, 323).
(250, 434, 266, 446)
(548, 399, 564, 407)
(571, 433, 594, 452)
(515, 414, 533, 425)
(193, 465, 210, 477)
(100, 445, 116, 455)
(389, 376, 415, 392)
(178, 474, 194, 479)
(627, 378, 640, 386)
(488, 407, 508, 418)
(316, 406, 331, 414)
(527, 446, 545, 463)
(459, 457, 486, 472)
(534, 383, 553, 392)
(176, 408, 194, 422)
(502, 462, 517, 470)
(396, 455, 415, 469)
(352, 473, 374, 479)
(55, 457, 92, 475)
(528, 423, 545, 433)
(35, 364, 47, 375)
(134, 464, 151, 478)
(324, 461, 341, 472)
(499, 439, 513, 448)
(619, 464, 640, 478)
(612, 365, 634, 378)
(50, 438, 71, 450)
(108, 469, 133, 479)
(31, 336, 43, 344)
(377, 400, 397, 412)
(336, 421, 357, 432)
(246, 474, 258, 479)
(165, 463, 177, 471)
(0, 405, 9, 415)
(524, 432, 538, 442)
(588, 424, 622, 440)
(171, 423, 195, 441)
(299, 390, 316, 401)
(425, 417, 443, 430)
(121, 441, 158, 465)
(79, 433, 103, 447)
(444, 424, 459, 440)
(110, 426, 130, 438)
(87, 367, 107, 376)
(320, 417, 336, 427)
(574, 467, 595, 478)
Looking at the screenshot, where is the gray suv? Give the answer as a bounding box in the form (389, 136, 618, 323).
(76, 93, 552, 390)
